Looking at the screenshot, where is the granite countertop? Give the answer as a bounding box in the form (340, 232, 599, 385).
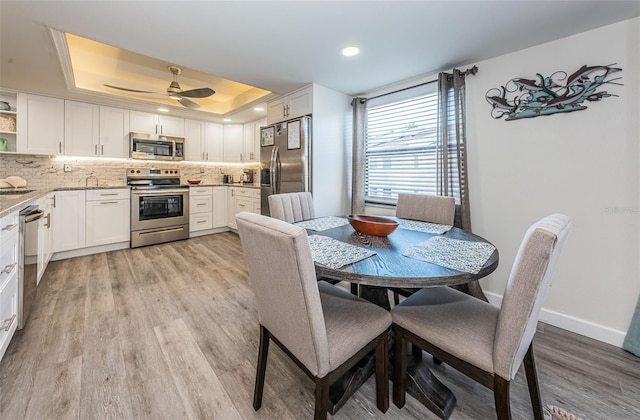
(0, 183, 260, 217)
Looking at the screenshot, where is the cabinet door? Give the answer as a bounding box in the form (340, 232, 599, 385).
(64, 101, 99, 157)
(223, 124, 244, 162)
(204, 122, 223, 162)
(86, 199, 130, 247)
(17, 94, 64, 155)
(129, 111, 158, 135)
(227, 188, 237, 229)
(36, 194, 53, 283)
(185, 119, 204, 161)
(158, 115, 185, 137)
(212, 187, 227, 228)
(288, 86, 313, 120)
(243, 123, 254, 161)
(267, 98, 286, 125)
(52, 190, 86, 252)
(99, 106, 130, 158)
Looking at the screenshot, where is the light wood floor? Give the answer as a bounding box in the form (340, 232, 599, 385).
(1, 232, 639, 419)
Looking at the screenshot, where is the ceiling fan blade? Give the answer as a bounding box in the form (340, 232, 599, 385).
(179, 87, 215, 98)
(178, 97, 200, 109)
(104, 84, 161, 94)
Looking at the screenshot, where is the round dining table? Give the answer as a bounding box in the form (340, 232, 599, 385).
(302, 216, 499, 418)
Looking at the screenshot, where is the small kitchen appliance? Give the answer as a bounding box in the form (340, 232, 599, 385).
(130, 133, 185, 161)
(127, 168, 189, 247)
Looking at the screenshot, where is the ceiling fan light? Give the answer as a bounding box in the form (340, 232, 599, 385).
(168, 93, 182, 99)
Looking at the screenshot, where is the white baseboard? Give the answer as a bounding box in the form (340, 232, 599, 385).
(51, 241, 129, 261)
(485, 291, 627, 348)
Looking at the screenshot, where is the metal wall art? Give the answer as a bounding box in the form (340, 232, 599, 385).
(485, 64, 622, 120)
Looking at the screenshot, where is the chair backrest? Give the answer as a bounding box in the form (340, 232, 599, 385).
(493, 214, 572, 380)
(268, 192, 315, 223)
(235, 211, 331, 377)
(396, 193, 455, 225)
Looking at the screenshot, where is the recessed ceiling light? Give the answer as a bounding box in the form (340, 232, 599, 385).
(253, 107, 264, 111)
(223, 118, 232, 122)
(341, 46, 360, 57)
(157, 107, 169, 112)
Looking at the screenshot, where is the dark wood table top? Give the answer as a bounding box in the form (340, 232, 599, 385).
(308, 217, 499, 289)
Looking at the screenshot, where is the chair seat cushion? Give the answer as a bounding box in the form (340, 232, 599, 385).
(318, 281, 392, 371)
(391, 287, 499, 374)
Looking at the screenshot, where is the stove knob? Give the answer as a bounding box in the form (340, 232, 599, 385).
(130, 170, 134, 173)
(136, 170, 140, 174)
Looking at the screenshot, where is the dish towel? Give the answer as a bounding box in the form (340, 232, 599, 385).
(623, 293, 640, 357)
(397, 219, 452, 235)
(294, 216, 350, 231)
(403, 236, 496, 274)
(307, 235, 376, 269)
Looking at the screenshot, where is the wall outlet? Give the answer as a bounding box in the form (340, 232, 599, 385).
(200, 167, 205, 173)
(64, 163, 72, 172)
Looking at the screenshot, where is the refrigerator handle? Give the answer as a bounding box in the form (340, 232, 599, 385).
(275, 146, 282, 194)
(269, 147, 277, 195)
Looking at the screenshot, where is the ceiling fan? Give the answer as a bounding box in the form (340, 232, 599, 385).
(104, 66, 215, 109)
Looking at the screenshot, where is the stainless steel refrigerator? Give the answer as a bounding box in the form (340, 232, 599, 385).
(260, 116, 311, 216)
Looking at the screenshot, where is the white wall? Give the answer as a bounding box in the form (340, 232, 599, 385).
(466, 17, 640, 346)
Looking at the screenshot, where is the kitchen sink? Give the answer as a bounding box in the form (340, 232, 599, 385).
(0, 189, 34, 195)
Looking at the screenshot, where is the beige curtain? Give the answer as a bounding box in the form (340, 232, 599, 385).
(351, 98, 367, 214)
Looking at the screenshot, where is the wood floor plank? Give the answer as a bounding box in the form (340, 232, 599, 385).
(24, 355, 82, 420)
(79, 309, 133, 419)
(84, 253, 115, 317)
(154, 317, 243, 419)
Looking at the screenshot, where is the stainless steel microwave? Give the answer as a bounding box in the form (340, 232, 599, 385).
(130, 133, 185, 161)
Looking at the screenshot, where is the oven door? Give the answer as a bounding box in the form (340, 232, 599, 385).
(131, 188, 189, 231)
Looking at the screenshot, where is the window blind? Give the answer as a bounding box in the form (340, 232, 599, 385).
(364, 86, 459, 206)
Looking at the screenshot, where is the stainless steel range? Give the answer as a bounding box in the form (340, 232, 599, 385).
(127, 168, 189, 248)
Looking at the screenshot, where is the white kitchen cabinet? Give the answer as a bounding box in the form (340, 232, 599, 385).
(99, 106, 130, 158)
(85, 189, 130, 247)
(64, 100, 99, 157)
(36, 193, 54, 283)
(243, 118, 266, 162)
(189, 186, 213, 232)
(0, 243, 18, 361)
(212, 187, 227, 228)
(17, 93, 64, 155)
(223, 124, 244, 162)
(0, 91, 18, 153)
(266, 85, 312, 124)
(52, 190, 86, 252)
(130, 111, 184, 137)
(185, 120, 223, 162)
(227, 187, 260, 229)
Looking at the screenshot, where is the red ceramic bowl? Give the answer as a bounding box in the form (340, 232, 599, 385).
(187, 179, 202, 185)
(347, 214, 399, 236)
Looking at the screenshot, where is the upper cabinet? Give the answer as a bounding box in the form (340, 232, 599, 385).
(222, 124, 244, 162)
(64, 101, 99, 157)
(185, 120, 223, 162)
(266, 85, 312, 124)
(0, 91, 18, 153)
(243, 118, 266, 162)
(17, 93, 64, 155)
(99, 106, 130, 158)
(130, 111, 184, 137)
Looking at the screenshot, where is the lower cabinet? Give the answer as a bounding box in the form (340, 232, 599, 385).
(227, 187, 260, 230)
(189, 186, 228, 235)
(36, 193, 54, 283)
(212, 187, 228, 228)
(0, 210, 19, 362)
(85, 189, 130, 247)
(53, 190, 86, 252)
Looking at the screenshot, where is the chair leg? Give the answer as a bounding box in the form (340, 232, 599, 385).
(253, 325, 270, 411)
(350, 283, 358, 296)
(411, 344, 423, 361)
(392, 329, 407, 408)
(494, 375, 512, 420)
(375, 330, 389, 413)
(393, 292, 400, 305)
(524, 344, 544, 420)
(314, 376, 330, 420)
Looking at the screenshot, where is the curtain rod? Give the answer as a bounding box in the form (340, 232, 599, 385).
(364, 65, 478, 102)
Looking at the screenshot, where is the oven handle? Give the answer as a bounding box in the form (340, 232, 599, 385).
(131, 189, 189, 196)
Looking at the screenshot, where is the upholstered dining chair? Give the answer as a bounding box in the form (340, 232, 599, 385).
(391, 214, 572, 420)
(392, 193, 457, 304)
(235, 212, 392, 420)
(268, 191, 315, 223)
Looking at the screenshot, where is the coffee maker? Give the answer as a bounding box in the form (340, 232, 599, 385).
(241, 169, 254, 184)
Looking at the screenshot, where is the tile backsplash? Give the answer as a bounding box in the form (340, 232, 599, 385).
(0, 154, 259, 188)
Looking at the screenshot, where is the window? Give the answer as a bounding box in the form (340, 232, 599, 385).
(364, 84, 459, 206)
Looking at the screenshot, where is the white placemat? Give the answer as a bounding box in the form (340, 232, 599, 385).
(294, 216, 350, 231)
(308, 235, 376, 269)
(403, 236, 496, 274)
(398, 219, 452, 235)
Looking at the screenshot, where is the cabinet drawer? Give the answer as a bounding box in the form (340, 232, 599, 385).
(0, 211, 19, 245)
(190, 195, 212, 213)
(0, 271, 18, 362)
(86, 189, 130, 201)
(190, 213, 212, 232)
(235, 198, 253, 213)
(232, 187, 260, 199)
(0, 229, 18, 292)
(189, 186, 212, 196)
